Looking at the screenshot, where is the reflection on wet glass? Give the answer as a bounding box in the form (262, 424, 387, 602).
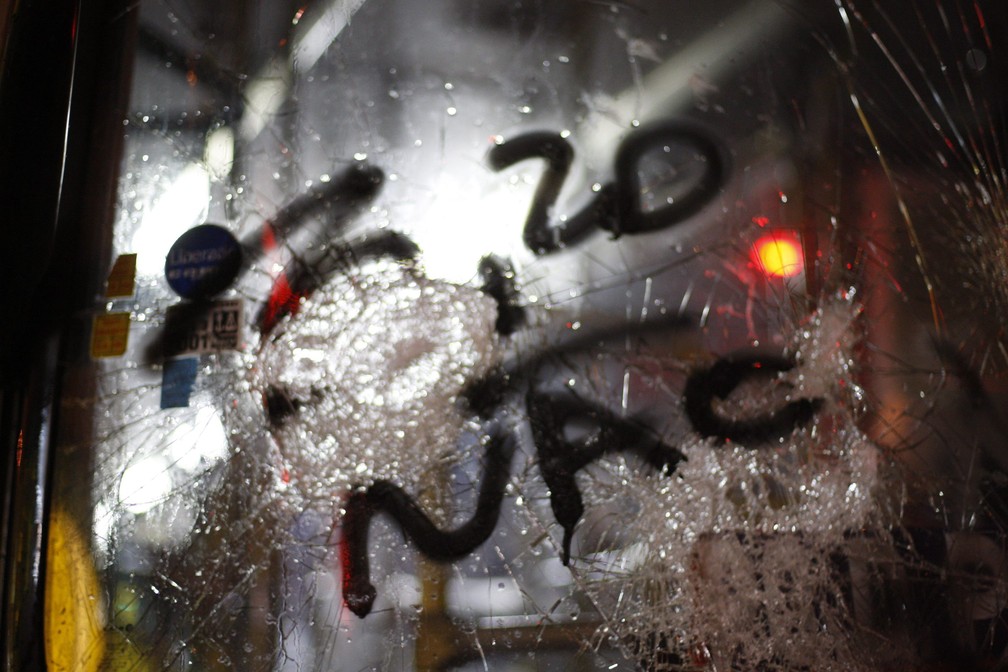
(41, 0, 1008, 670)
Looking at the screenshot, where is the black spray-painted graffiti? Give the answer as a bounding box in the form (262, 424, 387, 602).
(161, 121, 825, 619)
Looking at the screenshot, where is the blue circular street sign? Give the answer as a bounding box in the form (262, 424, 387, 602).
(164, 224, 242, 299)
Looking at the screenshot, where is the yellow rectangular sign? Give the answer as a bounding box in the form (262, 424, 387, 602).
(90, 313, 130, 358)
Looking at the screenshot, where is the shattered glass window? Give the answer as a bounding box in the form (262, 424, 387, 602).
(42, 0, 1008, 670)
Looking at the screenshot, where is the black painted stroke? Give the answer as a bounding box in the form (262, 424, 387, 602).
(341, 427, 515, 618)
(683, 354, 823, 444)
(526, 390, 685, 565)
(488, 121, 727, 256)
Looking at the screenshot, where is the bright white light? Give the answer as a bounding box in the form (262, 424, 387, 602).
(291, 0, 368, 74)
(293, 347, 327, 363)
(409, 175, 532, 284)
(240, 0, 367, 140)
(166, 407, 228, 473)
(132, 163, 210, 274)
(238, 56, 291, 140)
(119, 456, 173, 515)
(92, 501, 115, 557)
(204, 126, 235, 179)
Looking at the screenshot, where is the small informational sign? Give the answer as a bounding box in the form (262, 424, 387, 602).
(163, 298, 243, 358)
(90, 313, 130, 358)
(164, 224, 242, 300)
(105, 253, 138, 298)
(160, 357, 198, 409)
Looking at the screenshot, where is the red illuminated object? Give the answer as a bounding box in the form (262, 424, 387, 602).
(753, 234, 803, 278)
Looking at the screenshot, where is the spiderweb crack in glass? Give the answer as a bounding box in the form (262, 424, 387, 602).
(72, 0, 1008, 669)
(255, 259, 502, 508)
(544, 296, 883, 672)
(566, 294, 887, 672)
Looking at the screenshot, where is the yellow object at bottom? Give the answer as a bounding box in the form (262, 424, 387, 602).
(44, 507, 105, 672)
